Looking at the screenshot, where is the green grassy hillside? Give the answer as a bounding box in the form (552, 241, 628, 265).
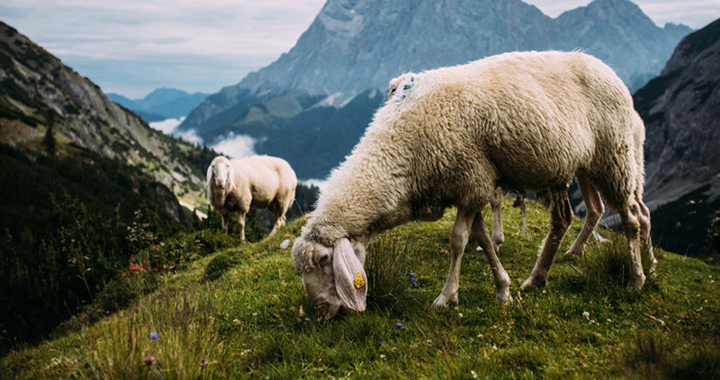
(2, 200, 718, 379)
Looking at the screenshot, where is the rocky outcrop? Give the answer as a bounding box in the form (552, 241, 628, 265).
(0, 22, 207, 212)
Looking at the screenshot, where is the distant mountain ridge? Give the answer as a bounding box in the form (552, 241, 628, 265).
(178, 0, 692, 180)
(109, 88, 208, 122)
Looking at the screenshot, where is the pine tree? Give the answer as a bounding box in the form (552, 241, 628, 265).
(43, 113, 57, 157)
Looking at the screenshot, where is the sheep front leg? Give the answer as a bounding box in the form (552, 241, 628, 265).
(490, 187, 505, 252)
(567, 176, 604, 255)
(238, 211, 247, 241)
(620, 201, 646, 289)
(471, 211, 512, 303)
(522, 190, 573, 291)
(432, 208, 474, 308)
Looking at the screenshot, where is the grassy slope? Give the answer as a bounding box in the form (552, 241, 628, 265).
(2, 200, 718, 379)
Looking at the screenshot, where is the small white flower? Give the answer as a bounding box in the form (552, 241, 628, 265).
(458, 313, 463, 318)
(582, 311, 590, 320)
(477, 333, 483, 338)
(476, 246, 483, 251)
(280, 239, 290, 249)
(492, 345, 498, 351)
(380, 354, 386, 359)
(471, 370, 478, 379)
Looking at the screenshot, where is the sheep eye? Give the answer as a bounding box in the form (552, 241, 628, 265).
(318, 254, 329, 265)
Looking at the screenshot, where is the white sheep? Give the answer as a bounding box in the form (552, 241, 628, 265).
(206, 155, 297, 240)
(292, 51, 655, 319)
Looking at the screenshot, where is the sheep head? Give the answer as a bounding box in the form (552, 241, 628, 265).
(292, 232, 367, 320)
(206, 156, 235, 191)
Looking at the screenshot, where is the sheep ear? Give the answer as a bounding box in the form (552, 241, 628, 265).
(205, 163, 213, 190)
(333, 238, 367, 312)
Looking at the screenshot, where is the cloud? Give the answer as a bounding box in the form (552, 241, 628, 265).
(0, 0, 326, 97)
(176, 130, 203, 145)
(149, 117, 184, 134)
(212, 133, 260, 159)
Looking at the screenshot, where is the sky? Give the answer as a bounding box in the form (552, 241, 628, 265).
(1, 0, 718, 100)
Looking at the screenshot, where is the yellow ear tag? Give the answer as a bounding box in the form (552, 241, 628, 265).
(354, 271, 366, 289)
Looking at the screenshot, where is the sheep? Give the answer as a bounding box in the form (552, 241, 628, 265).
(206, 155, 297, 241)
(292, 51, 655, 319)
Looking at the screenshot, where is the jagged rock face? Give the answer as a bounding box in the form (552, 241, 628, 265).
(181, 0, 691, 132)
(634, 18, 720, 210)
(0, 22, 206, 211)
(632, 18, 720, 255)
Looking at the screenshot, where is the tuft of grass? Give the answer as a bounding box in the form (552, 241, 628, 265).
(204, 250, 244, 282)
(623, 330, 670, 371)
(365, 232, 415, 311)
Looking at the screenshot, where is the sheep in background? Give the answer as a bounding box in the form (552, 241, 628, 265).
(206, 155, 297, 241)
(292, 51, 655, 319)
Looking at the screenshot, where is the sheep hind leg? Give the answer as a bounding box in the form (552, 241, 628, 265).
(471, 211, 512, 303)
(268, 202, 285, 235)
(432, 208, 474, 308)
(221, 213, 230, 234)
(619, 201, 646, 289)
(490, 187, 505, 252)
(521, 189, 573, 291)
(567, 176, 605, 255)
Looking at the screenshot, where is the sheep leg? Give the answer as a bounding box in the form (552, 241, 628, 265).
(221, 212, 229, 234)
(620, 200, 646, 289)
(490, 187, 505, 252)
(270, 214, 286, 235)
(238, 211, 247, 241)
(471, 211, 512, 303)
(637, 192, 657, 274)
(432, 208, 474, 308)
(521, 190, 573, 291)
(567, 176, 605, 255)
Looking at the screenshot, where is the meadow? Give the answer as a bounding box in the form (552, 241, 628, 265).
(2, 200, 718, 379)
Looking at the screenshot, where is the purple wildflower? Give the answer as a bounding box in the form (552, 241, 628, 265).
(380, 338, 385, 344)
(395, 322, 403, 329)
(406, 272, 418, 287)
(148, 331, 159, 341)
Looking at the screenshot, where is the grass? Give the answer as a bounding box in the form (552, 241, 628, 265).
(2, 199, 719, 379)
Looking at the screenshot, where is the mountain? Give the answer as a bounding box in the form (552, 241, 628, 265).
(109, 88, 209, 122)
(0, 21, 207, 211)
(177, 0, 691, 180)
(633, 18, 720, 255)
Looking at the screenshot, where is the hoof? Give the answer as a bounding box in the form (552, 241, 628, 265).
(648, 259, 658, 276)
(520, 275, 546, 291)
(495, 289, 512, 303)
(566, 246, 584, 256)
(431, 293, 458, 309)
(626, 275, 646, 290)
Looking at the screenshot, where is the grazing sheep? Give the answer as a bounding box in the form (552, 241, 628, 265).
(206, 155, 297, 240)
(292, 51, 655, 319)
